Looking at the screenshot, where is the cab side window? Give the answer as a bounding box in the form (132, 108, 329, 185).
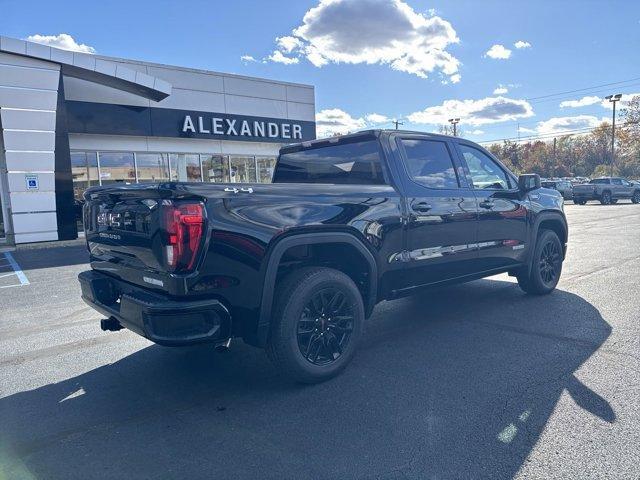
(399, 139, 460, 189)
(612, 178, 622, 185)
(459, 144, 511, 190)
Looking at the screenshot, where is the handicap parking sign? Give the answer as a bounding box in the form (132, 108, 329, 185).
(25, 174, 39, 190)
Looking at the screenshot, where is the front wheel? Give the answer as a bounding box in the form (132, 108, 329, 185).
(267, 267, 364, 383)
(632, 191, 640, 204)
(517, 230, 563, 295)
(600, 191, 612, 205)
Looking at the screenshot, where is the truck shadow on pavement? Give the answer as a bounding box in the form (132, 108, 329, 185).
(0, 279, 613, 480)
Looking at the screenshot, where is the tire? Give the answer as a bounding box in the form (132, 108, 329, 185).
(632, 190, 640, 204)
(600, 191, 612, 205)
(266, 267, 364, 383)
(575, 199, 586, 205)
(517, 229, 563, 295)
(610, 199, 618, 204)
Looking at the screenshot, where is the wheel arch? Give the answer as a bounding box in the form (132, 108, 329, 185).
(527, 211, 568, 274)
(253, 232, 378, 347)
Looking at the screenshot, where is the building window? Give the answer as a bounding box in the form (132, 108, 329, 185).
(0, 193, 5, 239)
(229, 156, 257, 183)
(97, 152, 136, 185)
(256, 156, 276, 183)
(136, 153, 170, 183)
(202, 155, 229, 183)
(71, 151, 99, 199)
(170, 154, 202, 182)
(71, 151, 99, 231)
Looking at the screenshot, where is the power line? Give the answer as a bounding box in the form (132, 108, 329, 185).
(528, 84, 640, 105)
(524, 76, 640, 101)
(478, 120, 637, 145)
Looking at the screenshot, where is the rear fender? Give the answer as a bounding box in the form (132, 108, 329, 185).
(252, 232, 378, 347)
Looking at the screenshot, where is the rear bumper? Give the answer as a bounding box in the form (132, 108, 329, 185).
(78, 270, 231, 346)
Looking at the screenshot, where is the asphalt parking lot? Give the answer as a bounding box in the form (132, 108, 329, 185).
(0, 202, 638, 480)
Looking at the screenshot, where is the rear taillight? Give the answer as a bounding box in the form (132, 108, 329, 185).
(162, 202, 205, 272)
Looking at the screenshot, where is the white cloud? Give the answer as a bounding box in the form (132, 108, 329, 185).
(408, 96, 534, 126)
(240, 55, 256, 63)
(264, 0, 461, 82)
(267, 50, 299, 65)
(316, 108, 367, 137)
(514, 40, 531, 49)
(519, 126, 537, 134)
(365, 113, 389, 123)
(25, 33, 95, 53)
(485, 44, 511, 59)
(493, 85, 508, 95)
(559, 95, 601, 108)
(536, 115, 607, 135)
(276, 36, 303, 53)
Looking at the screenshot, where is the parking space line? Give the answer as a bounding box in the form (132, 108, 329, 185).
(1, 252, 29, 288)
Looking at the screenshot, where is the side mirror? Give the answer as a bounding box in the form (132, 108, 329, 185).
(518, 173, 541, 192)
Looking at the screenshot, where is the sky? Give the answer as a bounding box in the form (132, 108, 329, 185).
(3, 0, 640, 143)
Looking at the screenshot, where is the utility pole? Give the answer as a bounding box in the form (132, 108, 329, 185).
(392, 119, 404, 130)
(605, 94, 622, 176)
(448, 118, 460, 136)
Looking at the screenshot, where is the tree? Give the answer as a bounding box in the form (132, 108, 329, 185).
(486, 119, 640, 179)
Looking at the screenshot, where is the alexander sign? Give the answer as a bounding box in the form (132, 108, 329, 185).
(66, 101, 316, 143)
(181, 115, 304, 140)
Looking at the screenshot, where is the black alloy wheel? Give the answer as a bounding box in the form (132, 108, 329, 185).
(632, 191, 640, 204)
(517, 229, 563, 295)
(539, 240, 562, 287)
(297, 288, 354, 366)
(267, 267, 364, 383)
(601, 191, 612, 205)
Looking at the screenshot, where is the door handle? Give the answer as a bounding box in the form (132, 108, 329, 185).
(479, 199, 495, 209)
(411, 202, 432, 213)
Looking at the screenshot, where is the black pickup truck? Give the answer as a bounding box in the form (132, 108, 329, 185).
(79, 130, 567, 383)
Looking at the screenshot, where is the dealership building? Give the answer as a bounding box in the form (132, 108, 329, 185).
(0, 35, 316, 245)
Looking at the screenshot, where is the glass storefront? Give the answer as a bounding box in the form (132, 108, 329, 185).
(169, 154, 202, 182)
(0, 195, 5, 240)
(202, 155, 228, 183)
(98, 152, 136, 185)
(136, 153, 170, 183)
(71, 151, 277, 230)
(257, 157, 276, 183)
(230, 156, 257, 183)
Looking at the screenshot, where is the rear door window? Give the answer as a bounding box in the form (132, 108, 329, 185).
(273, 140, 385, 184)
(399, 139, 460, 189)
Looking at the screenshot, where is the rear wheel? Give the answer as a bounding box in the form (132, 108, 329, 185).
(267, 267, 364, 383)
(600, 191, 612, 205)
(632, 190, 640, 204)
(575, 199, 587, 205)
(517, 230, 563, 295)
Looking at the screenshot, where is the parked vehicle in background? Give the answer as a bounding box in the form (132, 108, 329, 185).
(541, 179, 573, 200)
(572, 177, 640, 205)
(78, 130, 568, 383)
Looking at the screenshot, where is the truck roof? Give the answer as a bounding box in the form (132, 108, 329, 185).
(281, 129, 457, 154)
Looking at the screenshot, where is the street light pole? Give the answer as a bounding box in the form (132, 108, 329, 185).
(448, 118, 460, 136)
(605, 94, 622, 176)
(392, 119, 404, 130)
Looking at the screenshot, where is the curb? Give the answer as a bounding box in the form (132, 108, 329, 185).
(0, 237, 86, 252)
